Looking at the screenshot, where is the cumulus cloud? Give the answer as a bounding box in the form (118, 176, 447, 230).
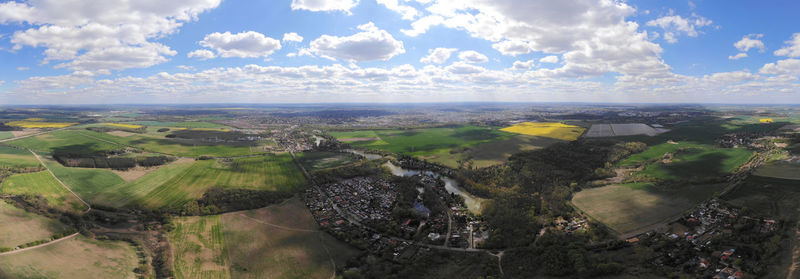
(420, 47, 457, 64)
(188, 49, 216, 59)
(377, 0, 418, 20)
(734, 34, 765, 52)
(457, 50, 488, 64)
(539, 55, 559, 63)
(446, 62, 485, 74)
(307, 22, 405, 61)
(728, 53, 748, 60)
(511, 60, 535, 70)
(0, 0, 221, 73)
(198, 31, 281, 58)
(775, 33, 800, 57)
(492, 40, 531, 56)
(291, 0, 358, 14)
(646, 13, 713, 43)
(760, 59, 800, 76)
(282, 32, 304, 43)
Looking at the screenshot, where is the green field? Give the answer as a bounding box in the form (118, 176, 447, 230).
(724, 176, 800, 219)
(0, 200, 72, 249)
(5, 129, 124, 155)
(123, 121, 230, 129)
(0, 235, 139, 279)
(0, 146, 40, 168)
(138, 155, 305, 209)
(330, 126, 556, 168)
(633, 146, 753, 181)
(0, 171, 87, 212)
(170, 198, 358, 279)
(0, 132, 13, 140)
(572, 182, 726, 234)
(753, 161, 800, 180)
(82, 130, 263, 158)
(42, 157, 127, 205)
(296, 151, 359, 170)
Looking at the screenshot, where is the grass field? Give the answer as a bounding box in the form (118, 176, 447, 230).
(296, 151, 359, 170)
(137, 155, 305, 209)
(5, 129, 125, 154)
(0, 146, 40, 168)
(170, 198, 359, 279)
(4, 120, 77, 128)
(331, 126, 542, 168)
(0, 235, 139, 279)
(724, 176, 800, 219)
(618, 141, 753, 181)
(0, 200, 72, 249)
(124, 121, 229, 129)
(42, 157, 127, 205)
(753, 161, 800, 180)
(0, 171, 87, 212)
(572, 182, 726, 234)
(0, 131, 12, 140)
(83, 131, 261, 158)
(499, 122, 585, 140)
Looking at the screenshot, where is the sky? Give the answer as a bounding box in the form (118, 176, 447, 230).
(0, 0, 799, 105)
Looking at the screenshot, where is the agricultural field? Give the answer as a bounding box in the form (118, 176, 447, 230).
(101, 123, 143, 129)
(170, 198, 359, 279)
(137, 155, 305, 209)
(0, 131, 12, 140)
(4, 120, 77, 128)
(42, 157, 127, 205)
(0, 200, 72, 249)
(752, 160, 800, 180)
(84, 131, 263, 158)
(724, 175, 800, 219)
(296, 151, 359, 170)
(0, 235, 139, 279)
(572, 182, 726, 234)
(0, 146, 40, 168)
(123, 121, 230, 129)
(584, 123, 667, 137)
(0, 171, 87, 212)
(5, 129, 124, 155)
(499, 122, 585, 140)
(331, 126, 538, 168)
(630, 145, 753, 181)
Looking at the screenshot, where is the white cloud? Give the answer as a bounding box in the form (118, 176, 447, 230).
(188, 49, 216, 59)
(646, 13, 713, 43)
(539, 55, 559, 64)
(377, 0, 419, 20)
(282, 32, 304, 43)
(734, 34, 765, 52)
(401, 15, 443, 36)
(176, 65, 196, 71)
(760, 59, 800, 76)
(492, 40, 531, 56)
(17, 67, 29, 71)
(511, 60, 535, 70)
(0, 0, 221, 73)
(198, 31, 281, 58)
(775, 33, 800, 57)
(420, 47, 457, 64)
(458, 50, 488, 64)
(446, 62, 485, 74)
(291, 0, 358, 14)
(307, 22, 405, 61)
(728, 53, 748, 60)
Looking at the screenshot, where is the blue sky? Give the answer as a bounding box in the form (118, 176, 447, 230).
(0, 0, 798, 104)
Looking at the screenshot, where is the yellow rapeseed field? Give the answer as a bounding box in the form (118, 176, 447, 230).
(5, 121, 77, 128)
(102, 123, 143, 129)
(500, 122, 585, 141)
(190, 128, 231, 132)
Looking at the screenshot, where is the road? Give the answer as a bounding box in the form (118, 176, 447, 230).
(0, 233, 79, 257)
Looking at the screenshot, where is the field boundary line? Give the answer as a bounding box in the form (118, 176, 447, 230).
(236, 212, 319, 233)
(0, 232, 79, 257)
(28, 149, 91, 213)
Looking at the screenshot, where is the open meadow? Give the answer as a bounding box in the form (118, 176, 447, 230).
(5, 129, 125, 155)
(296, 151, 359, 170)
(753, 161, 800, 180)
(0, 171, 87, 212)
(170, 198, 359, 279)
(0, 146, 40, 169)
(572, 182, 726, 234)
(331, 125, 561, 168)
(0, 235, 139, 279)
(0, 200, 72, 249)
(724, 176, 800, 219)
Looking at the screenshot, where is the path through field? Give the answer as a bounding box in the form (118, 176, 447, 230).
(0, 233, 79, 257)
(28, 149, 91, 212)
